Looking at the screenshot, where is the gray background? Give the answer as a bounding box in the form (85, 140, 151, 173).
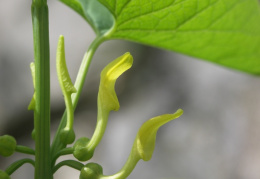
(1, 1, 260, 179)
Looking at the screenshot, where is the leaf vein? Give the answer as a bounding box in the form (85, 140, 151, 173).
(115, 0, 117, 14)
(208, 0, 245, 28)
(174, 0, 219, 30)
(114, 28, 260, 37)
(117, 0, 187, 27)
(117, 0, 132, 16)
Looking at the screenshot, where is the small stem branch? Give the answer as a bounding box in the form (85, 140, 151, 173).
(5, 159, 35, 176)
(100, 152, 140, 179)
(87, 105, 109, 151)
(15, 145, 35, 155)
(52, 160, 84, 174)
(64, 93, 74, 129)
(71, 36, 106, 108)
(51, 147, 74, 166)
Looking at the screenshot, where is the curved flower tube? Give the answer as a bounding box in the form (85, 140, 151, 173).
(135, 109, 183, 161)
(99, 109, 183, 179)
(73, 52, 133, 161)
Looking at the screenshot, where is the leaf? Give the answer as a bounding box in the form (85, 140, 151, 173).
(59, 0, 115, 35)
(97, 0, 260, 74)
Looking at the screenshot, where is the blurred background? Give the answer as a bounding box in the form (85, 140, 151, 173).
(1, 1, 260, 179)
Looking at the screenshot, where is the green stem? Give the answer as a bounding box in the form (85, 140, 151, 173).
(31, 0, 52, 178)
(100, 150, 140, 179)
(15, 145, 35, 155)
(64, 93, 74, 130)
(87, 101, 109, 151)
(51, 36, 106, 159)
(5, 159, 35, 176)
(71, 36, 106, 107)
(52, 160, 84, 174)
(51, 147, 74, 166)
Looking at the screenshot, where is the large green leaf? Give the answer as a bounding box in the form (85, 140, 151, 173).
(96, 0, 260, 74)
(59, 0, 115, 35)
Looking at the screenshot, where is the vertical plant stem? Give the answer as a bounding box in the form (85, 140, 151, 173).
(31, 0, 52, 178)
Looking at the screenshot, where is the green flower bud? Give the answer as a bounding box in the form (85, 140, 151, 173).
(56, 35, 77, 95)
(73, 137, 94, 161)
(0, 135, 17, 157)
(56, 35, 77, 145)
(80, 163, 103, 179)
(0, 170, 10, 179)
(60, 128, 75, 145)
(31, 129, 36, 140)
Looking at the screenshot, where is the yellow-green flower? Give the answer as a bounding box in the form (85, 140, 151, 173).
(135, 109, 183, 161)
(99, 52, 133, 112)
(99, 109, 183, 179)
(73, 52, 133, 161)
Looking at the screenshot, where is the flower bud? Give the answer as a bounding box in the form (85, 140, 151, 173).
(0, 170, 10, 179)
(79, 163, 103, 179)
(60, 128, 75, 145)
(73, 137, 94, 161)
(56, 35, 77, 144)
(0, 135, 17, 157)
